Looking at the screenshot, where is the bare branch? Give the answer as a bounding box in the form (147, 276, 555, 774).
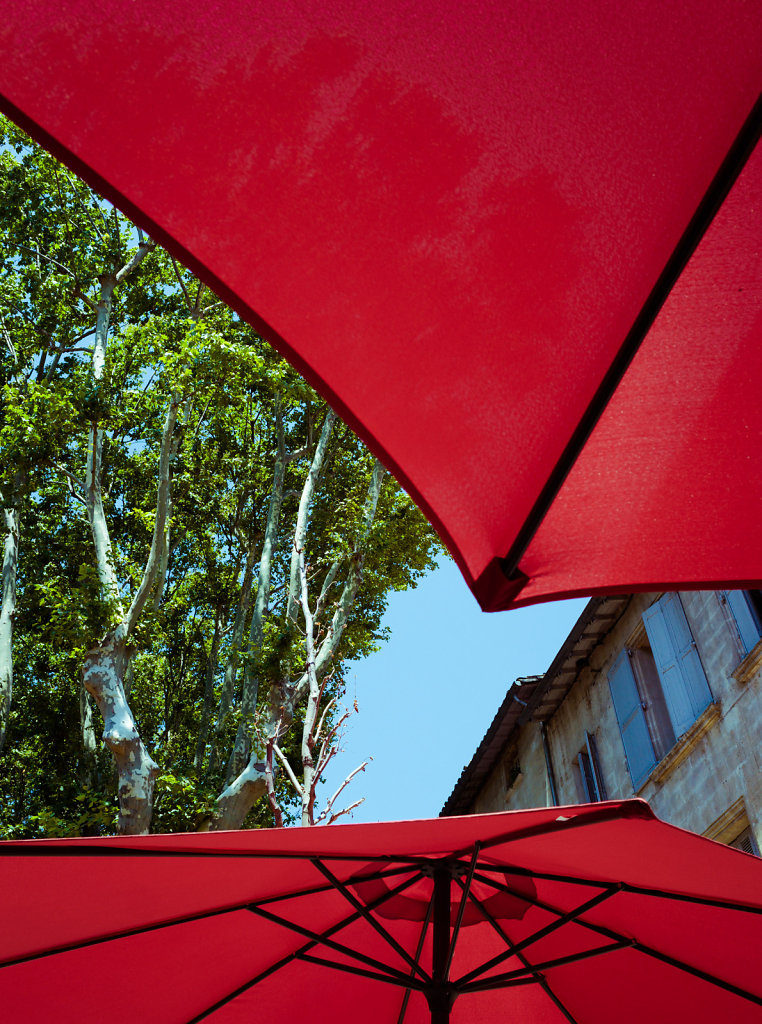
(273, 741, 303, 797)
(326, 798, 365, 826)
(322, 761, 368, 815)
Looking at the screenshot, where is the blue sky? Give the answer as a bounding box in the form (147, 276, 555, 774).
(321, 559, 587, 824)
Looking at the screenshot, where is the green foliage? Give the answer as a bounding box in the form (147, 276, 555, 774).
(0, 115, 443, 835)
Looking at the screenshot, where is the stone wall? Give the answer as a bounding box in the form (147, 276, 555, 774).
(468, 591, 762, 852)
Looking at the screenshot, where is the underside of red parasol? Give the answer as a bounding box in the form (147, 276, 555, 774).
(2, 1, 761, 609)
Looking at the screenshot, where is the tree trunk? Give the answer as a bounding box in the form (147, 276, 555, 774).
(0, 503, 19, 754)
(79, 681, 100, 787)
(226, 402, 286, 781)
(82, 635, 158, 834)
(195, 607, 222, 776)
(210, 757, 268, 830)
(207, 546, 256, 777)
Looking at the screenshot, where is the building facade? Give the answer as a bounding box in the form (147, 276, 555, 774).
(442, 590, 762, 855)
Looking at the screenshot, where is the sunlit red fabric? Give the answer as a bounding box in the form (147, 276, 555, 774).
(1, 2, 761, 610)
(2, 803, 762, 1022)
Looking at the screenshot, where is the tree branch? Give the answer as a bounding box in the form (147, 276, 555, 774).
(118, 391, 181, 639)
(114, 238, 155, 284)
(169, 255, 193, 310)
(326, 797, 365, 825)
(273, 741, 303, 797)
(295, 460, 386, 701)
(226, 400, 287, 781)
(17, 244, 76, 280)
(298, 546, 320, 825)
(286, 407, 336, 624)
(314, 554, 344, 622)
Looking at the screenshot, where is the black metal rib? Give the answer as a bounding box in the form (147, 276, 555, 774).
(629, 941, 762, 1008)
(460, 940, 634, 994)
(0, 864, 417, 971)
(296, 951, 426, 993)
(455, 883, 621, 986)
(457, 881, 579, 1024)
(0, 897, 260, 971)
(188, 869, 426, 1022)
(397, 899, 433, 1024)
(312, 858, 432, 983)
(245, 904, 417, 987)
(500, 88, 762, 581)
(472, 871, 762, 1008)
(0, 844, 438, 866)
(474, 860, 762, 917)
(619, 881, 762, 917)
(444, 845, 480, 977)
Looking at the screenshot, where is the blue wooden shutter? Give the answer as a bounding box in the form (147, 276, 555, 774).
(643, 594, 712, 737)
(724, 590, 762, 654)
(607, 649, 656, 789)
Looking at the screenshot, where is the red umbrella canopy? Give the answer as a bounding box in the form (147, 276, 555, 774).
(1, 1, 761, 610)
(2, 802, 762, 1022)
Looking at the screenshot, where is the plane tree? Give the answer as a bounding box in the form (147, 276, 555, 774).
(0, 118, 441, 835)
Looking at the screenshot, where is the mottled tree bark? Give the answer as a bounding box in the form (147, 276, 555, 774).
(79, 242, 182, 834)
(82, 636, 157, 834)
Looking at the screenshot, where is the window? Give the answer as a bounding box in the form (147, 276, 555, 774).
(608, 594, 713, 789)
(573, 732, 607, 803)
(722, 590, 762, 655)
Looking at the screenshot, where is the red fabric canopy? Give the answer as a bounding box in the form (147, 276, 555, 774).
(2, 2, 761, 610)
(2, 802, 762, 1022)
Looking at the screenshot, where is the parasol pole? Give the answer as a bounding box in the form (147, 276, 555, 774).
(428, 865, 454, 1024)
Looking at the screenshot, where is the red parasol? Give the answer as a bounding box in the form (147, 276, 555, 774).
(1, 2, 761, 610)
(2, 802, 762, 1022)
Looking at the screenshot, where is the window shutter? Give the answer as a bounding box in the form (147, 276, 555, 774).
(643, 595, 712, 737)
(642, 597, 693, 735)
(607, 649, 656, 789)
(643, 593, 712, 737)
(724, 591, 762, 654)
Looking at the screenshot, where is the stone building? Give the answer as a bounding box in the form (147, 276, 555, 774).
(442, 591, 762, 855)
